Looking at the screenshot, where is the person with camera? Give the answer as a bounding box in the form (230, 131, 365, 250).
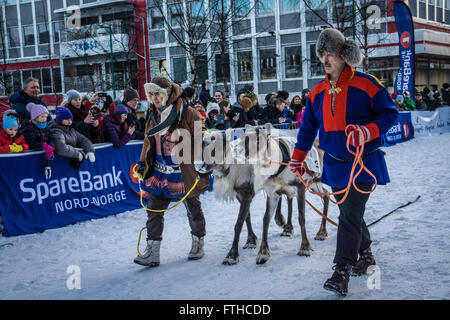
(119, 87, 145, 140)
(65, 89, 100, 143)
(102, 105, 136, 148)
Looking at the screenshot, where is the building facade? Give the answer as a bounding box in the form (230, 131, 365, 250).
(0, 0, 150, 107)
(147, 0, 450, 103)
(0, 0, 449, 107)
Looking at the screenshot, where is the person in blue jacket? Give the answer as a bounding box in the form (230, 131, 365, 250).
(289, 28, 398, 297)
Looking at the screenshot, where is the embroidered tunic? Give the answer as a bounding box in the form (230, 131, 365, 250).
(294, 65, 399, 188)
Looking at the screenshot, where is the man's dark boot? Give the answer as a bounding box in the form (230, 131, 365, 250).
(352, 247, 376, 276)
(323, 264, 352, 297)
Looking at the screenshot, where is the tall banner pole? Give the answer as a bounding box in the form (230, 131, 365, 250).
(393, 0, 415, 95)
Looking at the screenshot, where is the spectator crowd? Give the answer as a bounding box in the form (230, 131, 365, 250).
(1, 76, 449, 162)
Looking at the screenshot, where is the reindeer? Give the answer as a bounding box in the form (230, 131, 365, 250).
(195, 125, 329, 265)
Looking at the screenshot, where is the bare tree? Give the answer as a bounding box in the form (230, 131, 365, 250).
(0, 0, 11, 98)
(303, 0, 390, 72)
(151, 0, 261, 86)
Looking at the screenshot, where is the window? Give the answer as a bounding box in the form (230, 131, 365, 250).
(304, 0, 324, 9)
(215, 53, 230, 83)
(53, 21, 64, 43)
(194, 55, 208, 84)
(150, 58, 168, 78)
(150, 7, 164, 29)
(236, 51, 253, 82)
(257, 0, 275, 16)
(172, 56, 187, 84)
(309, 44, 324, 77)
(233, 0, 251, 18)
(259, 48, 277, 80)
(169, 5, 184, 27)
(191, 1, 205, 18)
(8, 27, 20, 47)
(38, 23, 50, 44)
(41, 68, 52, 94)
(284, 46, 302, 78)
(23, 25, 35, 46)
(280, 0, 300, 14)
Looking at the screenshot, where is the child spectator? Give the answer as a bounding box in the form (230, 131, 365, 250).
(193, 99, 207, 122)
(205, 102, 220, 129)
(0, 113, 29, 153)
(102, 105, 136, 148)
(290, 95, 303, 116)
(402, 91, 415, 111)
(394, 95, 405, 111)
(22, 102, 54, 178)
(48, 106, 95, 169)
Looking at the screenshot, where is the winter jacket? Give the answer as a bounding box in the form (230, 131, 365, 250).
(441, 88, 450, 106)
(139, 85, 211, 199)
(229, 103, 258, 128)
(102, 115, 135, 148)
(294, 65, 398, 188)
(22, 120, 51, 151)
(296, 107, 305, 124)
(67, 102, 100, 143)
(199, 85, 211, 108)
(0, 129, 29, 153)
(121, 103, 145, 140)
(260, 105, 296, 125)
(9, 91, 51, 123)
(402, 98, 415, 111)
(48, 122, 94, 159)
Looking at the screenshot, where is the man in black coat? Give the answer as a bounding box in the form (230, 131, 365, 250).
(9, 77, 51, 123)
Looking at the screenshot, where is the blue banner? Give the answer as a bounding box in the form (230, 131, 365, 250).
(0, 142, 145, 237)
(382, 112, 414, 146)
(393, 1, 415, 95)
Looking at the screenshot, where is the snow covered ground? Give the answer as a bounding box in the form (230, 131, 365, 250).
(1, 133, 449, 300)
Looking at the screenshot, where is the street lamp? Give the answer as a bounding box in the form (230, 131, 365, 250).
(99, 23, 116, 99)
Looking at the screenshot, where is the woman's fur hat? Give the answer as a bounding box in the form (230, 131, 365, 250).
(315, 28, 362, 67)
(144, 76, 173, 106)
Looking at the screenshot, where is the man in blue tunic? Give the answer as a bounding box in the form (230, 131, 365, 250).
(289, 29, 398, 296)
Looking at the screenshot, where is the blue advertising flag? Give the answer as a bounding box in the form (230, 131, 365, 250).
(393, 1, 415, 95)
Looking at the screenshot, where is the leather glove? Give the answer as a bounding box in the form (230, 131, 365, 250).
(136, 161, 145, 177)
(289, 148, 307, 176)
(346, 124, 378, 148)
(85, 152, 95, 163)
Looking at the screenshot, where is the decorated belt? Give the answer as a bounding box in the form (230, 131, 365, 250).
(153, 161, 181, 174)
(326, 148, 379, 163)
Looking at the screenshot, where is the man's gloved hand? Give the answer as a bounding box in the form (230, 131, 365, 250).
(289, 148, 307, 176)
(136, 161, 145, 177)
(346, 124, 372, 148)
(85, 152, 95, 163)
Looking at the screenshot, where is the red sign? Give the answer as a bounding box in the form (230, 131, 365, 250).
(400, 31, 411, 48)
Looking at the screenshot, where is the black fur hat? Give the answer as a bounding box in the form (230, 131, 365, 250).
(315, 28, 362, 67)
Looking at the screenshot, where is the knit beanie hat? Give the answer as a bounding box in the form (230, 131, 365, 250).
(206, 102, 220, 116)
(55, 106, 73, 122)
(277, 90, 289, 101)
(396, 95, 404, 102)
(2, 115, 18, 129)
(316, 28, 363, 67)
(66, 89, 81, 104)
(123, 87, 139, 104)
(114, 105, 128, 115)
(26, 102, 49, 120)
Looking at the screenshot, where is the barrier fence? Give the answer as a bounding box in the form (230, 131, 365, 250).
(1, 107, 449, 236)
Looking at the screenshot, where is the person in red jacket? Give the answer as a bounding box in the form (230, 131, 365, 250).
(0, 113, 29, 153)
(290, 28, 398, 297)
